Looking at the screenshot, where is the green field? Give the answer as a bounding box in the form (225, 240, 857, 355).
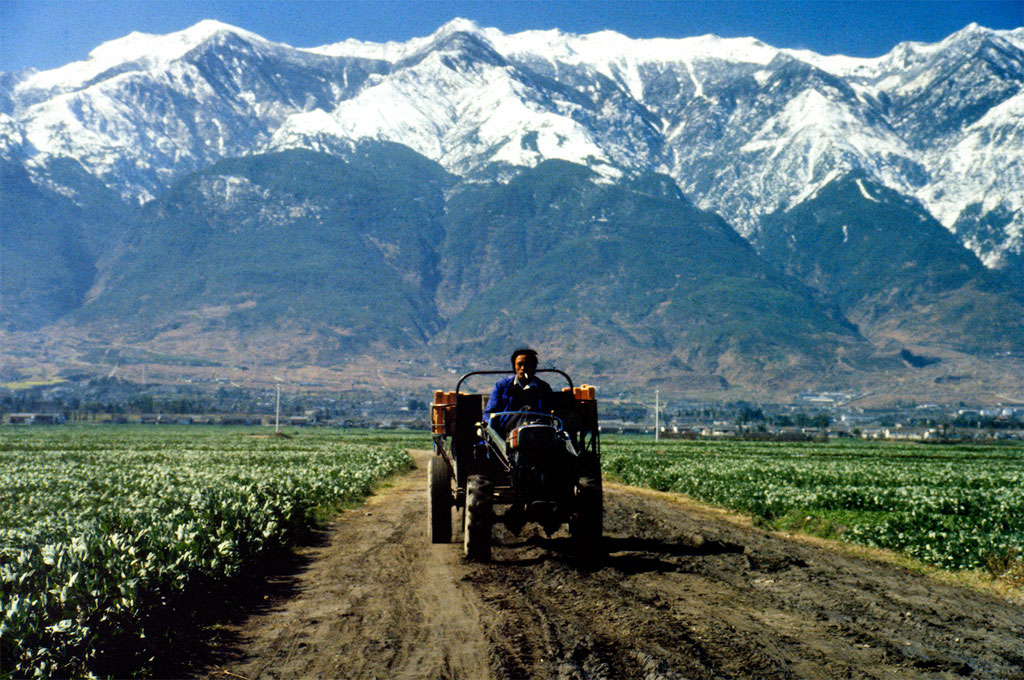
(4, 428, 1023, 678)
(602, 437, 1024, 575)
(1, 426, 416, 678)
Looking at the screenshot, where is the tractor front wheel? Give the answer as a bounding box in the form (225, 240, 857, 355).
(428, 455, 452, 543)
(571, 475, 603, 557)
(463, 475, 493, 561)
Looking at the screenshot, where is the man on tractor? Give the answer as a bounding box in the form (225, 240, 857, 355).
(482, 347, 554, 436)
(428, 347, 602, 559)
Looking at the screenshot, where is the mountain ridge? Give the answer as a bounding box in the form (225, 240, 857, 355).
(4, 19, 1021, 267)
(1, 20, 1021, 400)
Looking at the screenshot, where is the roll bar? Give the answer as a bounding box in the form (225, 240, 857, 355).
(455, 369, 574, 395)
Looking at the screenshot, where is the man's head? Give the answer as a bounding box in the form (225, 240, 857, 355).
(510, 347, 538, 382)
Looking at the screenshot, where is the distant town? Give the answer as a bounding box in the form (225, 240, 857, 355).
(2, 376, 1022, 442)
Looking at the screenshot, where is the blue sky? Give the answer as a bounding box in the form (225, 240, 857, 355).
(1, 0, 1021, 72)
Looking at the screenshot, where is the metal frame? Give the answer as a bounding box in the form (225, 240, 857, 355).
(455, 368, 574, 394)
(432, 368, 600, 512)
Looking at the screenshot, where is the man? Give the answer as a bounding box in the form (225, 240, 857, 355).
(483, 347, 554, 435)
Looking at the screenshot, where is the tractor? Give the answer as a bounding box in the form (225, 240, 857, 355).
(428, 369, 602, 561)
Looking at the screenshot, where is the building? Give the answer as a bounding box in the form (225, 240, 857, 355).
(6, 413, 66, 425)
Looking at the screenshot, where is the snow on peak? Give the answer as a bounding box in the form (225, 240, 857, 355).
(787, 23, 1015, 80)
(434, 18, 484, 38)
(7, 18, 1020, 267)
(308, 17, 496, 63)
(950, 22, 989, 40)
(781, 48, 883, 77)
(309, 18, 781, 78)
(489, 26, 779, 68)
(17, 20, 267, 93)
(87, 19, 264, 63)
(997, 26, 1024, 51)
(473, 27, 779, 104)
(267, 47, 618, 180)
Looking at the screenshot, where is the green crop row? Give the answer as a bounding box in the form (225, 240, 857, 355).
(602, 437, 1024, 573)
(0, 426, 413, 679)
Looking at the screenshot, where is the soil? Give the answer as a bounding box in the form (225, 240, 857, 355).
(195, 451, 1024, 680)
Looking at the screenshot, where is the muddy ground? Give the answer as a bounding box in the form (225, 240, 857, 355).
(195, 451, 1023, 680)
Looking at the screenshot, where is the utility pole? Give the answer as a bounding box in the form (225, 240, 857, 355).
(655, 389, 660, 442)
(274, 378, 282, 435)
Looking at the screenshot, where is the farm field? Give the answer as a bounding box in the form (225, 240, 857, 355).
(4, 428, 1024, 679)
(0, 426, 415, 678)
(196, 450, 1024, 680)
(602, 437, 1024, 576)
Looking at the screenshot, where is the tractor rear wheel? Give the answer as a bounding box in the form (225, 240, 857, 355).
(428, 455, 452, 543)
(463, 475, 493, 561)
(571, 475, 603, 557)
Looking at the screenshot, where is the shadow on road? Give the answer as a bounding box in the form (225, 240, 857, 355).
(157, 526, 331, 678)
(490, 533, 745, 574)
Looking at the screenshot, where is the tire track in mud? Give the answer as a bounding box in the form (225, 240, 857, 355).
(200, 451, 1024, 680)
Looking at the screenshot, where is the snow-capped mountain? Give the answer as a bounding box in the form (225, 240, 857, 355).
(3, 19, 1022, 400)
(2, 20, 392, 201)
(3, 19, 1021, 267)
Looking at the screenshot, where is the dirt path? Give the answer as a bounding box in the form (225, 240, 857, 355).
(198, 451, 1024, 680)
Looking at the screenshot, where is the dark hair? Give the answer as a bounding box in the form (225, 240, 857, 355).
(510, 347, 538, 368)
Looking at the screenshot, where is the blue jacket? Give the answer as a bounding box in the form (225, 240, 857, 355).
(483, 375, 554, 429)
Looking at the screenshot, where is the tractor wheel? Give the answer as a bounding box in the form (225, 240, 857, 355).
(463, 475, 493, 561)
(571, 476, 603, 557)
(428, 455, 452, 543)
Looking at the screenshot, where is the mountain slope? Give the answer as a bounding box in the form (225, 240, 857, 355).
(0, 159, 132, 330)
(50, 154, 887, 392)
(75, 147, 452, 357)
(3, 20, 1020, 266)
(1, 20, 1021, 398)
(272, 26, 653, 181)
(432, 161, 873, 389)
(303, 20, 1024, 267)
(758, 173, 1023, 354)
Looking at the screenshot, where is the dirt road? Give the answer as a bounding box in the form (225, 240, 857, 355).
(198, 451, 1024, 680)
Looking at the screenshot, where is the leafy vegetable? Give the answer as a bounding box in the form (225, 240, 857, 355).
(0, 426, 413, 678)
(603, 437, 1024, 572)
